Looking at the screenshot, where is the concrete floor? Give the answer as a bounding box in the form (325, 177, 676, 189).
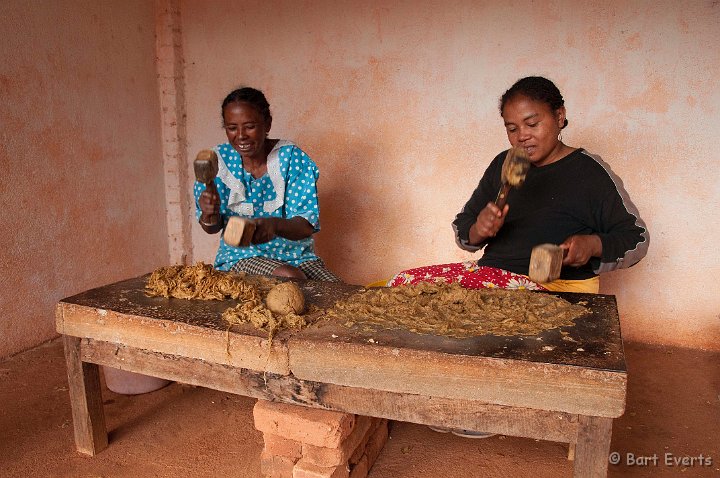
(1, 339, 718, 477)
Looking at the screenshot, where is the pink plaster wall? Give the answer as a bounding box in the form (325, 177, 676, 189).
(2, 1, 717, 357)
(181, 0, 720, 351)
(0, 2, 168, 358)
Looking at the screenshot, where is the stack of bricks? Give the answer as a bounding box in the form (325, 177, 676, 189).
(253, 400, 389, 478)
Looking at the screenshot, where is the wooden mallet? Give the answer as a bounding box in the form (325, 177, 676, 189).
(194, 149, 220, 226)
(224, 216, 256, 248)
(495, 147, 530, 209)
(528, 243, 565, 283)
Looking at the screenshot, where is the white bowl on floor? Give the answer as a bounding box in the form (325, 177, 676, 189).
(102, 366, 172, 395)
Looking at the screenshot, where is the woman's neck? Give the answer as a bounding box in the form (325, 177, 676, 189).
(242, 139, 278, 178)
(540, 142, 576, 167)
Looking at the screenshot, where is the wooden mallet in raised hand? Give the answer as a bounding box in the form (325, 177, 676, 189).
(495, 146, 531, 209)
(193, 149, 256, 246)
(194, 150, 221, 227)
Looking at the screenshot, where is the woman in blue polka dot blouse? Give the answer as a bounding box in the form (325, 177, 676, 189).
(194, 87, 340, 281)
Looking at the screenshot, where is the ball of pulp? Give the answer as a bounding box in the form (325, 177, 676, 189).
(266, 282, 305, 315)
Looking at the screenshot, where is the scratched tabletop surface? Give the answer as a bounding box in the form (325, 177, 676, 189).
(60, 274, 625, 372)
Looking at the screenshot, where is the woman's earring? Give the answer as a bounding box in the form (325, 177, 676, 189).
(558, 130, 563, 141)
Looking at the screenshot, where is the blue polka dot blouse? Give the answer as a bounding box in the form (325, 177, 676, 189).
(193, 140, 321, 271)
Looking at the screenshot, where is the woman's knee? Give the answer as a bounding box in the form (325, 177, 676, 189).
(272, 264, 307, 279)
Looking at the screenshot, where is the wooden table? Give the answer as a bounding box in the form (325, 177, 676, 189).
(56, 274, 626, 477)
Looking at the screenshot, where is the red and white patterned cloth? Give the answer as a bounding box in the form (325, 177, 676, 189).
(387, 261, 546, 291)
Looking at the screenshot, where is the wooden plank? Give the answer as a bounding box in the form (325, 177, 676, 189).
(80, 339, 579, 443)
(318, 387, 580, 443)
(288, 340, 626, 418)
(574, 415, 613, 477)
(57, 302, 290, 375)
(62, 335, 108, 456)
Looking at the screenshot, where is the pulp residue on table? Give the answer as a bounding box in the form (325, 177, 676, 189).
(145, 262, 272, 301)
(145, 262, 313, 342)
(145, 264, 588, 341)
(324, 281, 587, 338)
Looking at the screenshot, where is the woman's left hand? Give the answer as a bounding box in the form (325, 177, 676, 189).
(251, 217, 279, 244)
(560, 235, 602, 267)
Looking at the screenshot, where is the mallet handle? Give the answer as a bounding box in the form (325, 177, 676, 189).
(495, 183, 511, 209)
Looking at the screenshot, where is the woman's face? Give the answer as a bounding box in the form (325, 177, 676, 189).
(222, 101, 271, 160)
(501, 94, 565, 167)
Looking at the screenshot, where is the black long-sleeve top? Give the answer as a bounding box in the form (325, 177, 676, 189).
(452, 148, 649, 280)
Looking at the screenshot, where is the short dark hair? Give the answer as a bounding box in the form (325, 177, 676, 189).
(500, 76, 568, 128)
(221, 87, 272, 123)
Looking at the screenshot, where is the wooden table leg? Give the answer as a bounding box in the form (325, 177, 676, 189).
(63, 335, 108, 455)
(573, 415, 613, 478)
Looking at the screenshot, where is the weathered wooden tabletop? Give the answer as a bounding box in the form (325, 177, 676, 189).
(57, 274, 626, 416)
(58, 274, 624, 368)
(57, 273, 625, 476)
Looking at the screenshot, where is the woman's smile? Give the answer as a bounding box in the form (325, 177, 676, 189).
(236, 142, 254, 152)
(222, 102, 271, 161)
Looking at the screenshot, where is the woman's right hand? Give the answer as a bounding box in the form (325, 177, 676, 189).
(469, 202, 508, 245)
(198, 188, 221, 229)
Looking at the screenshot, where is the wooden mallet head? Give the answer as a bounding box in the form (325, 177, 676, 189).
(501, 147, 530, 187)
(224, 216, 256, 248)
(495, 147, 530, 209)
(194, 149, 219, 185)
(528, 244, 564, 284)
